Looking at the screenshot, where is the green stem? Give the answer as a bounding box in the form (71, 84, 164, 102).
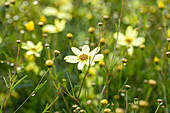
(155, 104, 160, 113)
(145, 87, 153, 101)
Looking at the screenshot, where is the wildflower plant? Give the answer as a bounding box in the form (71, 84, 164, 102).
(0, 0, 170, 113)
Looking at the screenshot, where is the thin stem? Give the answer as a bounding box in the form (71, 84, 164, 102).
(125, 90, 128, 113)
(3, 44, 20, 113)
(145, 87, 153, 101)
(61, 92, 72, 113)
(14, 69, 49, 113)
(102, 0, 124, 100)
(68, 39, 72, 47)
(44, 84, 64, 112)
(155, 104, 160, 113)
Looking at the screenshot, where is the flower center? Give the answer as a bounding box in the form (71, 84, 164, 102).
(79, 54, 88, 60)
(125, 37, 132, 44)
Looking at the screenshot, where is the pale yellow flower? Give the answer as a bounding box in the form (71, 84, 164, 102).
(25, 21, 34, 32)
(113, 26, 145, 55)
(25, 62, 39, 74)
(158, 1, 164, 9)
(64, 45, 104, 70)
(40, 15, 47, 24)
(42, 19, 66, 33)
(21, 41, 43, 57)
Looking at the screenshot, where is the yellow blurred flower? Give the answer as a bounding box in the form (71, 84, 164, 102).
(21, 41, 43, 57)
(40, 15, 47, 24)
(25, 62, 39, 74)
(11, 91, 20, 98)
(25, 21, 34, 32)
(113, 26, 145, 56)
(167, 28, 170, 38)
(24, 54, 35, 62)
(42, 19, 66, 33)
(158, 1, 164, 9)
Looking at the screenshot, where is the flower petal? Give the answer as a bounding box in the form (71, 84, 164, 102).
(26, 51, 34, 55)
(127, 45, 134, 56)
(71, 47, 82, 56)
(27, 41, 35, 48)
(125, 26, 138, 39)
(35, 42, 43, 52)
(82, 45, 90, 54)
(132, 37, 145, 47)
(21, 43, 29, 50)
(64, 55, 79, 60)
(93, 54, 104, 61)
(113, 32, 125, 40)
(89, 46, 100, 56)
(34, 52, 40, 57)
(78, 61, 85, 70)
(66, 59, 80, 63)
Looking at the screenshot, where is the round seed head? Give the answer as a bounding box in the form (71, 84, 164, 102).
(134, 98, 139, 104)
(86, 100, 92, 105)
(131, 104, 139, 110)
(90, 42, 96, 47)
(91, 82, 96, 87)
(114, 95, 120, 100)
(77, 107, 80, 110)
(104, 49, 110, 54)
(144, 79, 148, 84)
(45, 60, 53, 67)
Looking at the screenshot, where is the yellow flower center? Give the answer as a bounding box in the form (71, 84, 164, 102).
(79, 54, 88, 60)
(125, 37, 132, 44)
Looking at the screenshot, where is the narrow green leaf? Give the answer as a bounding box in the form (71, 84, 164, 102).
(3, 77, 8, 88)
(67, 73, 75, 98)
(98, 86, 106, 112)
(12, 75, 27, 90)
(34, 80, 47, 93)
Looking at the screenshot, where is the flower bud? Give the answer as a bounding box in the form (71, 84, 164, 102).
(43, 33, 48, 38)
(4, 2, 10, 8)
(54, 50, 60, 57)
(38, 22, 44, 27)
(45, 60, 53, 67)
(45, 44, 50, 47)
(16, 40, 21, 44)
(166, 52, 170, 58)
(158, 1, 164, 9)
(157, 99, 163, 105)
(98, 22, 103, 26)
(67, 33, 73, 39)
(88, 27, 95, 33)
(80, 109, 85, 113)
(104, 108, 111, 113)
(139, 100, 149, 107)
(11, 0, 16, 4)
(148, 79, 157, 86)
(103, 15, 109, 21)
(154, 56, 159, 64)
(122, 58, 127, 63)
(98, 59, 105, 67)
(115, 108, 124, 113)
(140, 44, 145, 49)
(125, 85, 131, 90)
(100, 99, 108, 106)
(100, 38, 105, 44)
